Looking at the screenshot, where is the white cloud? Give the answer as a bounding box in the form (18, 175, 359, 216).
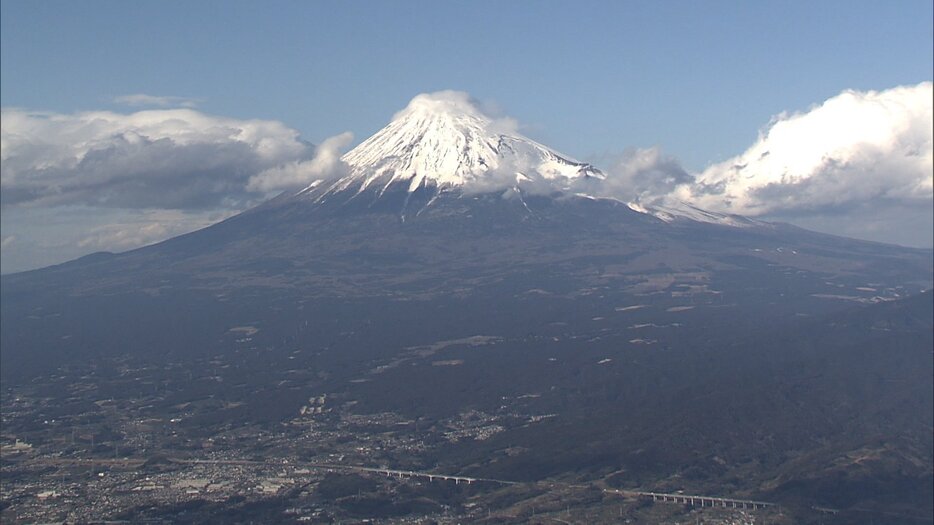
(394, 90, 522, 136)
(586, 147, 693, 203)
(0, 107, 312, 210)
(247, 131, 353, 192)
(113, 93, 200, 108)
(392, 90, 484, 122)
(672, 82, 933, 217)
(0, 106, 362, 272)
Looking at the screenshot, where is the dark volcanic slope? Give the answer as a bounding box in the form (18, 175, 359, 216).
(2, 190, 931, 380)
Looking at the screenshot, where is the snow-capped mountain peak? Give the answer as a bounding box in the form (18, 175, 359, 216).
(301, 91, 604, 198)
(292, 91, 761, 229)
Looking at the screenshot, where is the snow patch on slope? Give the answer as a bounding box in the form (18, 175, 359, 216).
(642, 201, 763, 228)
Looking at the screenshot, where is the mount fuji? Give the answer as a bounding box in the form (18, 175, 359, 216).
(3, 91, 930, 367)
(292, 90, 743, 226)
(315, 91, 605, 196)
(1, 92, 932, 521)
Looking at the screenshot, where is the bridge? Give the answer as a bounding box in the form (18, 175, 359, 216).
(327, 464, 515, 485)
(604, 488, 776, 510)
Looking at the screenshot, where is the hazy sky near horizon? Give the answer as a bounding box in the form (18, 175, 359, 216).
(2, 0, 932, 273)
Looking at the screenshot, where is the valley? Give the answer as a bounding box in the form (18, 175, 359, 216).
(3, 288, 931, 524)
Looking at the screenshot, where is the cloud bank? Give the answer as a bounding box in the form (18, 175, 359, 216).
(1, 107, 353, 272)
(0, 108, 339, 210)
(586, 147, 694, 204)
(247, 131, 353, 192)
(669, 82, 933, 217)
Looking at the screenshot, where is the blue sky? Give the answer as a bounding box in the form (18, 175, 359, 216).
(1, 1, 932, 272)
(4, 0, 931, 169)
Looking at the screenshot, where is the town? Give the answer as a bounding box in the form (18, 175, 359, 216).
(2, 348, 779, 524)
